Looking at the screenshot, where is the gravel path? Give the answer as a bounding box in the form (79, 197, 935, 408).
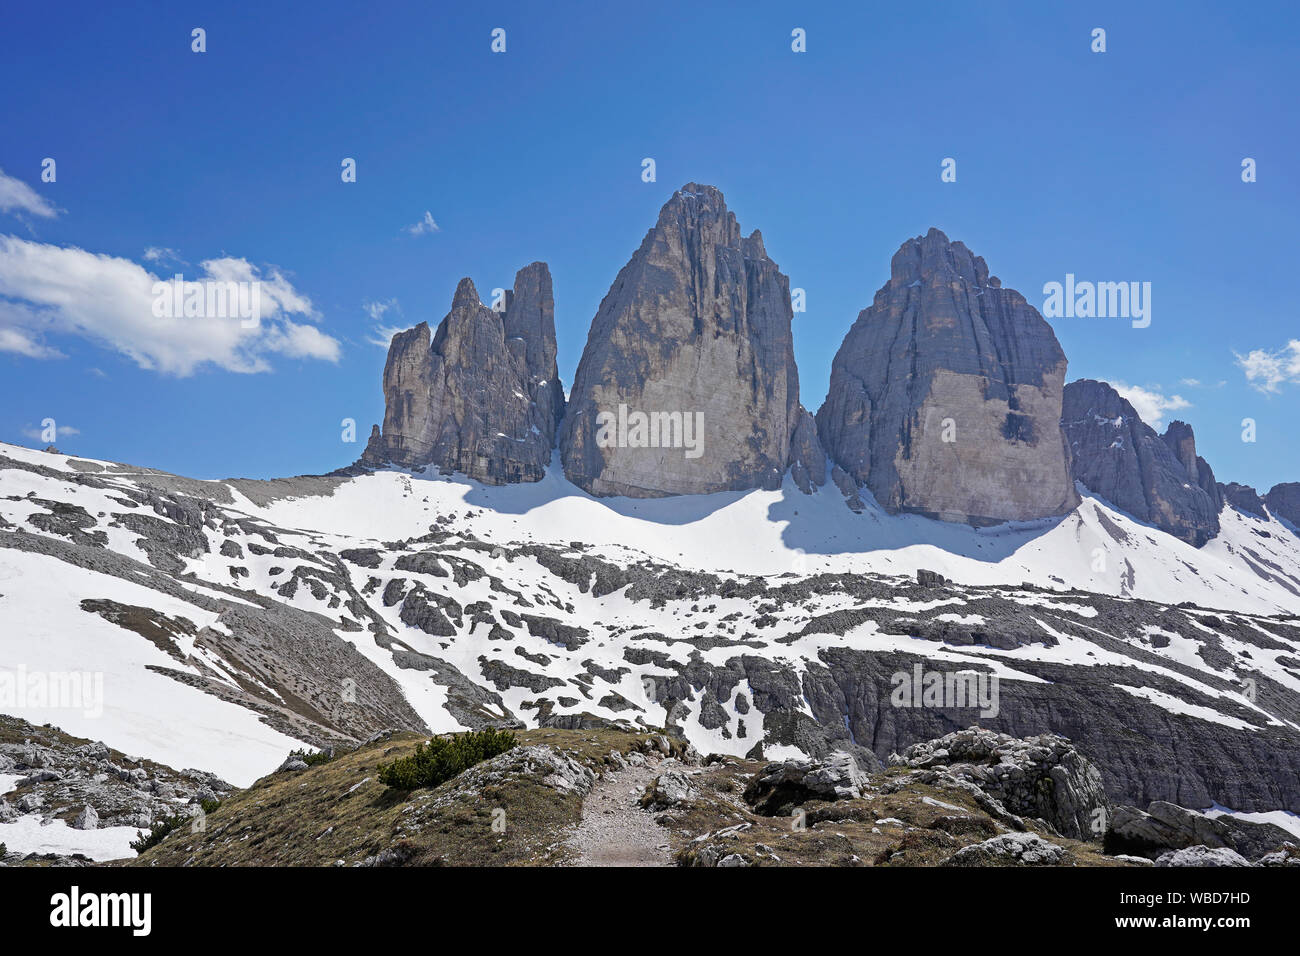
(565, 758, 676, 866)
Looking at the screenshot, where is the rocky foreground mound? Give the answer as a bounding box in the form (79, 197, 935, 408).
(107, 725, 1299, 868)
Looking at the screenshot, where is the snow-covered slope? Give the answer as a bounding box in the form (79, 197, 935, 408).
(3, 441, 1300, 819)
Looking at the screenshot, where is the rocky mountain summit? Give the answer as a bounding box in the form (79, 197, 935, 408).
(560, 184, 821, 497)
(1062, 380, 1222, 546)
(362, 264, 563, 483)
(816, 228, 1077, 525)
(1266, 482, 1300, 527)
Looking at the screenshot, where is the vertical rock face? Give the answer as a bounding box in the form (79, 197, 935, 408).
(816, 228, 1077, 524)
(1161, 421, 1223, 512)
(560, 183, 820, 497)
(362, 264, 564, 484)
(1220, 482, 1266, 518)
(1266, 483, 1300, 527)
(500, 262, 565, 446)
(1061, 380, 1221, 545)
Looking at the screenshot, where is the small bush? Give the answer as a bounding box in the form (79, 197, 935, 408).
(288, 747, 334, 767)
(378, 728, 517, 791)
(130, 798, 220, 854)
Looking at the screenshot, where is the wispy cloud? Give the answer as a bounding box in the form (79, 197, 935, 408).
(363, 297, 405, 347)
(0, 237, 341, 375)
(1105, 380, 1191, 429)
(0, 168, 58, 220)
(403, 211, 440, 236)
(21, 423, 80, 440)
(1234, 340, 1300, 394)
(143, 246, 188, 266)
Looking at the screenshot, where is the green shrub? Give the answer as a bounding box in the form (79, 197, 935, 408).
(378, 728, 517, 791)
(288, 747, 334, 767)
(130, 798, 220, 854)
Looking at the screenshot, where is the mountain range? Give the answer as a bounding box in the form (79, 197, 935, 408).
(3, 183, 1300, 863)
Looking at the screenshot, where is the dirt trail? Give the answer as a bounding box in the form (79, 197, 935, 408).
(565, 758, 676, 866)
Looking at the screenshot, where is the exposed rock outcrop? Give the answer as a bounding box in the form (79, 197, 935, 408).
(1221, 482, 1266, 518)
(742, 751, 868, 814)
(941, 831, 1066, 866)
(888, 727, 1109, 840)
(362, 264, 563, 483)
(816, 228, 1077, 524)
(1161, 420, 1224, 511)
(1062, 379, 1221, 546)
(1104, 800, 1293, 862)
(560, 184, 820, 497)
(1266, 482, 1300, 527)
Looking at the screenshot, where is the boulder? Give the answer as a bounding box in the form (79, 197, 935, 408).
(743, 751, 866, 814)
(640, 769, 701, 810)
(941, 831, 1066, 866)
(1155, 845, 1252, 867)
(73, 804, 99, 830)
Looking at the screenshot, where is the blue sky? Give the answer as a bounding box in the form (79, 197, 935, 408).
(1, 1, 1296, 490)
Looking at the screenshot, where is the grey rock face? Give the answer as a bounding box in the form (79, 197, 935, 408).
(788, 406, 828, 495)
(560, 183, 816, 497)
(1105, 800, 1293, 861)
(1161, 421, 1224, 511)
(1062, 380, 1221, 546)
(816, 228, 1078, 524)
(888, 728, 1109, 840)
(1221, 482, 1266, 518)
(1266, 482, 1300, 527)
(363, 265, 564, 483)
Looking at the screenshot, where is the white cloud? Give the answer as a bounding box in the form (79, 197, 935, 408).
(363, 297, 405, 348)
(0, 169, 58, 220)
(403, 211, 440, 236)
(143, 246, 187, 266)
(1234, 340, 1300, 394)
(0, 236, 341, 375)
(1105, 381, 1191, 429)
(1179, 378, 1201, 387)
(0, 327, 64, 359)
